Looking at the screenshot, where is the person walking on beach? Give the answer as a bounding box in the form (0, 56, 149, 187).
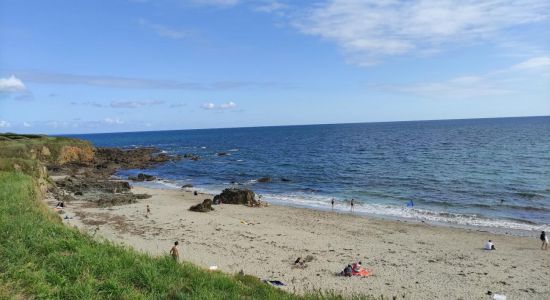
(331, 199, 335, 210)
(350, 199, 355, 212)
(146, 205, 151, 217)
(170, 241, 180, 261)
(541, 231, 548, 250)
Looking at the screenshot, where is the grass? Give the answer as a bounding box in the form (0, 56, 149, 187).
(0, 135, 377, 299)
(0, 172, 300, 299)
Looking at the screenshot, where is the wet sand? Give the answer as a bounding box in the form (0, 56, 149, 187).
(48, 186, 550, 299)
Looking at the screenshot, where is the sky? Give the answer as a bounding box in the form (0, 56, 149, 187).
(0, 0, 549, 134)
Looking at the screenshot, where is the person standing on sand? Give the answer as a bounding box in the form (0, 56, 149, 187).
(541, 231, 548, 250)
(146, 205, 151, 217)
(170, 241, 180, 261)
(331, 199, 335, 210)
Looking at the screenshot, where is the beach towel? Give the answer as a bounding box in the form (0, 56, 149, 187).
(351, 268, 370, 277)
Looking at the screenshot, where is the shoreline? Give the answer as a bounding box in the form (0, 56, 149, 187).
(129, 179, 549, 237)
(49, 183, 550, 299)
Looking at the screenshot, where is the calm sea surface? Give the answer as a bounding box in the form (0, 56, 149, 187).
(67, 116, 550, 233)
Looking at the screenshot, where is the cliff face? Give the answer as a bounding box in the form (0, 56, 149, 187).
(0, 134, 95, 192)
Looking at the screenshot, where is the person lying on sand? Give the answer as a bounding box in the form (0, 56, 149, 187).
(170, 241, 179, 261)
(352, 261, 363, 273)
(340, 264, 352, 277)
(485, 240, 496, 250)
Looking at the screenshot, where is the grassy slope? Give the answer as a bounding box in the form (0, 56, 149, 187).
(0, 135, 370, 299)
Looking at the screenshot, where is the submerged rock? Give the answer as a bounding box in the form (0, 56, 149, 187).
(189, 199, 214, 212)
(181, 184, 194, 189)
(257, 177, 271, 183)
(213, 188, 257, 206)
(128, 173, 156, 182)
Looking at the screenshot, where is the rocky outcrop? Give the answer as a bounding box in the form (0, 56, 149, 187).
(257, 177, 271, 183)
(55, 176, 131, 194)
(181, 184, 193, 188)
(58, 145, 94, 165)
(128, 173, 156, 182)
(94, 147, 180, 171)
(183, 153, 200, 161)
(213, 188, 257, 206)
(189, 199, 214, 212)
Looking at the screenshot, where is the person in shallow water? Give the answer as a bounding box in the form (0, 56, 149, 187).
(170, 241, 179, 261)
(541, 231, 548, 250)
(485, 240, 496, 250)
(331, 199, 334, 210)
(350, 199, 355, 212)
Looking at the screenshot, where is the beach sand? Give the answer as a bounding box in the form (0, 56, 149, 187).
(48, 186, 550, 299)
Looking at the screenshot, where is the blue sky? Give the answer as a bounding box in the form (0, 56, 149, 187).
(1, 0, 549, 134)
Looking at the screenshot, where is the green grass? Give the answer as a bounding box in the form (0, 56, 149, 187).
(0, 172, 305, 299)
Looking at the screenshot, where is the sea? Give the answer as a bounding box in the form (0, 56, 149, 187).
(67, 116, 550, 234)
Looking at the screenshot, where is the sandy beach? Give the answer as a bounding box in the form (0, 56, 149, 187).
(48, 185, 550, 299)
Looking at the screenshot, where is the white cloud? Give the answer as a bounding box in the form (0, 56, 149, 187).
(104, 117, 124, 124)
(384, 76, 512, 98)
(0, 120, 10, 128)
(23, 122, 32, 127)
(511, 56, 550, 71)
(202, 101, 237, 110)
(0, 75, 26, 92)
(110, 100, 165, 108)
(377, 56, 549, 98)
(139, 19, 188, 39)
(219, 101, 236, 109)
(254, 1, 287, 13)
(202, 102, 216, 110)
(295, 0, 550, 66)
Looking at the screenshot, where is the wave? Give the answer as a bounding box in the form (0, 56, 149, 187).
(123, 174, 550, 233)
(260, 193, 550, 233)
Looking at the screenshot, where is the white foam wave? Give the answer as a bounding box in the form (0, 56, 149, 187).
(260, 193, 550, 233)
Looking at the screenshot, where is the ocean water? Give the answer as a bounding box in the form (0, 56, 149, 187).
(67, 116, 550, 233)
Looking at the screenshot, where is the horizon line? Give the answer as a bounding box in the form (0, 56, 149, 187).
(50, 114, 550, 136)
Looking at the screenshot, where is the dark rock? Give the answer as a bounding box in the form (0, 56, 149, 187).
(213, 188, 257, 206)
(183, 153, 200, 161)
(182, 184, 193, 189)
(257, 177, 271, 183)
(129, 173, 156, 182)
(75, 191, 83, 196)
(189, 199, 214, 212)
(280, 178, 291, 182)
(55, 177, 131, 194)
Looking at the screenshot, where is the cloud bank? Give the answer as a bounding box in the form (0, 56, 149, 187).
(294, 0, 550, 66)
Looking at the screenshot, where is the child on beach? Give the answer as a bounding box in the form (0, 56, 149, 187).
(170, 241, 180, 261)
(485, 240, 496, 250)
(541, 231, 548, 250)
